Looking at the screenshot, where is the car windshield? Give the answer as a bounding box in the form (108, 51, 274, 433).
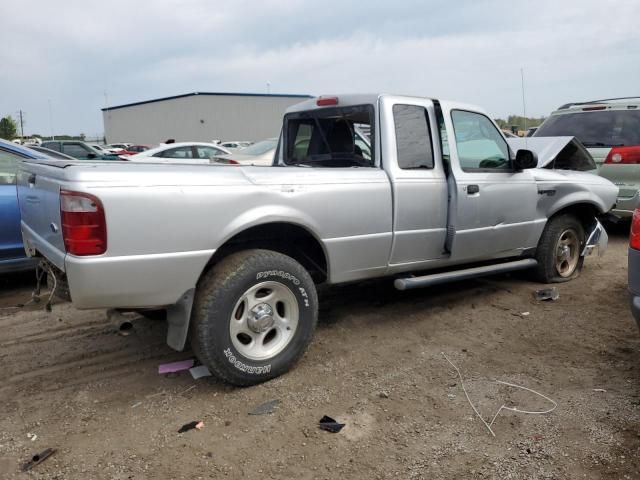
(535, 110, 640, 147)
(240, 139, 277, 156)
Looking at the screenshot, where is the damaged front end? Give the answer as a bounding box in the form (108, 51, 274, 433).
(582, 219, 608, 257)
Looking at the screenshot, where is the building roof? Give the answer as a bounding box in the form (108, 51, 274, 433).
(102, 91, 313, 112)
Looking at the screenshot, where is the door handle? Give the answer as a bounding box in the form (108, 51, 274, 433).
(28, 173, 36, 185)
(467, 184, 480, 194)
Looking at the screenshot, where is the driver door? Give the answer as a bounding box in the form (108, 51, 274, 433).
(444, 108, 540, 260)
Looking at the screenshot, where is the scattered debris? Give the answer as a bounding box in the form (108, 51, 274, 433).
(249, 399, 281, 415)
(27, 433, 37, 442)
(534, 287, 560, 302)
(593, 388, 607, 393)
(178, 421, 204, 433)
(21, 448, 56, 472)
(131, 401, 143, 409)
(158, 359, 195, 375)
(180, 385, 196, 395)
(118, 321, 133, 336)
(442, 352, 557, 437)
(379, 391, 390, 399)
(522, 312, 530, 316)
(318, 415, 345, 433)
(189, 365, 212, 380)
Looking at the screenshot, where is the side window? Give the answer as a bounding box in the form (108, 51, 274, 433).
(196, 146, 223, 159)
(157, 147, 193, 159)
(292, 123, 313, 160)
(451, 110, 510, 171)
(0, 149, 20, 185)
(42, 142, 61, 152)
(393, 104, 434, 169)
(63, 143, 91, 158)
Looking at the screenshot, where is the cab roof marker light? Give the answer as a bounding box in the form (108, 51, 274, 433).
(316, 96, 339, 106)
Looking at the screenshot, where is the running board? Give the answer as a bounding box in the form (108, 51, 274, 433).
(394, 258, 538, 291)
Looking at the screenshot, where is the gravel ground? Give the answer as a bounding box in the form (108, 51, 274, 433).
(0, 227, 638, 479)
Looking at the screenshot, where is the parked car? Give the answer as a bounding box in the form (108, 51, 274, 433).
(220, 141, 253, 150)
(526, 127, 538, 137)
(501, 130, 518, 138)
(18, 93, 617, 386)
(27, 146, 77, 161)
(629, 207, 640, 329)
(120, 144, 149, 155)
(214, 138, 278, 165)
(124, 142, 230, 163)
(40, 141, 119, 160)
(534, 97, 640, 217)
(0, 139, 46, 273)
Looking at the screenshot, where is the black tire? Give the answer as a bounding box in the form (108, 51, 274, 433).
(534, 214, 585, 283)
(190, 249, 318, 386)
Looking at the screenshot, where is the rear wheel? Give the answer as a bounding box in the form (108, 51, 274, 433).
(534, 214, 585, 283)
(190, 249, 318, 386)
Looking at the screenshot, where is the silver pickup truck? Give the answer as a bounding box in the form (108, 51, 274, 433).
(18, 94, 617, 386)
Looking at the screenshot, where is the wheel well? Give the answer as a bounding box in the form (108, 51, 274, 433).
(551, 203, 599, 231)
(203, 223, 328, 283)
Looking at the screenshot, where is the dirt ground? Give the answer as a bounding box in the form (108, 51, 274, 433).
(1, 227, 639, 479)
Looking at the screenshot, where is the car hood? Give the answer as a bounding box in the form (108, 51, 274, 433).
(507, 136, 596, 170)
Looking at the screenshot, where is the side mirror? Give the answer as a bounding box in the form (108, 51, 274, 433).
(87, 152, 97, 159)
(514, 149, 538, 170)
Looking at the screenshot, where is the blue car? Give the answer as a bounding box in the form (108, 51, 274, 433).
(0, 139, 48, 273)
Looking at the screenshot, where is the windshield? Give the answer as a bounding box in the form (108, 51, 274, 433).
(535, 110, 640, 147)
(241, 139, 278, 156)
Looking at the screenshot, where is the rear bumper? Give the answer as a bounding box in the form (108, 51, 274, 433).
(628, 248, 640, 328)
(64, 249, 214, 309)
(612, 191, 640, 218)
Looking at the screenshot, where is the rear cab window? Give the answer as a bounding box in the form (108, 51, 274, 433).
(283, 104, 374, 168)
(535, 110, 640, 147)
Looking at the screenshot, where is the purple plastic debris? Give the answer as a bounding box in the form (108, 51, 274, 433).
(158, 359, 195, 375)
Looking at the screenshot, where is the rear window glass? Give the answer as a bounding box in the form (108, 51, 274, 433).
(535, 110, 640, 147)
(284, 105, 374, 168)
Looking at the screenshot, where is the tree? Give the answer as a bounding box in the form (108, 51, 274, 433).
(0, 116, 17, 140)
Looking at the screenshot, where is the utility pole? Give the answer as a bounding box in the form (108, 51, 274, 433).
(520, 68, 527, 134)
(19, 110, 25, 139)
(48, 100, 55, 140)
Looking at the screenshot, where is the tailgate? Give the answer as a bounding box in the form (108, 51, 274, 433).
(17, 161, 67, 270)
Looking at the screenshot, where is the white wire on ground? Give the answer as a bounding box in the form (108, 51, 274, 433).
(442, 352, 557, 437)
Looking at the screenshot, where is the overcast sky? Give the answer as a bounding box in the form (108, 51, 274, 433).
(1, 0, 638, 137)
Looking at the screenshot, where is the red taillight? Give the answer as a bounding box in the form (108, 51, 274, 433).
(604, 146, 640, 164)
(60, 190, 107, 256)
(316, 96, 339, 106)
(631, 209, 640, 250)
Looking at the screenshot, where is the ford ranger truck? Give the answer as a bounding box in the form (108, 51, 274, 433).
(18, 94, 617, 386)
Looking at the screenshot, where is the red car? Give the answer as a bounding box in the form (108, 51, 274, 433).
(118, 145, 150, 156)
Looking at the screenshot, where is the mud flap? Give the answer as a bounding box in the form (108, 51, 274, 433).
(166, 289, 195, 351)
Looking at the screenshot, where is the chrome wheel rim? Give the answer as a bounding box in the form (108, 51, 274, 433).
(229, 281, 299, 361)
(555, 228, 580, 277)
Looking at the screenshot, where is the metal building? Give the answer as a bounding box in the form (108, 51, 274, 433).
(102, 92, 311, 145)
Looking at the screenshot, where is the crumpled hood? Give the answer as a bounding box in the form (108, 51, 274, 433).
(507, 136, 596, 171)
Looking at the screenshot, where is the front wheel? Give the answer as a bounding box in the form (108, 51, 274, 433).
(534, 214, 585, 283)
(190, 249, 318, 386)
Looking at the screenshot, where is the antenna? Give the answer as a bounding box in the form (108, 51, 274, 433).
(520, 68, 527, 145)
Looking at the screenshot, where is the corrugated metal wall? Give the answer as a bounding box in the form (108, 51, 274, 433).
(102, 94, 308, 145)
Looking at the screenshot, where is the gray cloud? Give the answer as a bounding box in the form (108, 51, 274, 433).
(1, 0, 638, 136)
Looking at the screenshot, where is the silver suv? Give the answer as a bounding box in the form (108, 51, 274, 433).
(535, 97, 640, 217)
